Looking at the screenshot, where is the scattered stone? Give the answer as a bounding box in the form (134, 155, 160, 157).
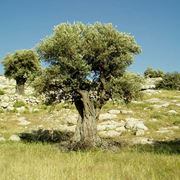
(156, 127, 174, 134)
(18, 117, 31, 126)
(58, 125, 76, 133)
(99, 113, 117, 121)
(97, 120, 125, 131)
(9, 135, 21, 141)
(175, 103, 180, 107)
(141, 77, 162, 90)
(65, 114, 78, 125)
(125, 118, 148, 131)
(108, 109, 120, 114)
(115, 126, 126, 132)
(131, 137, 154, 145)
(168, 126, 179, 130)
(143, 89, 161, 94)
(131, 101, 143, 104)
(150, 118, 158, 122)
(6, 106, 15, 111)
(0, 136, 6, 142)
(152, 103, 170, 109)
(16, 106, 26, 113)
(145, 98, 161, 103)
(171, 100, 178, 103)
(98, 130, 121, 138)
(168, 110, 178, 114)
(120, 110, 133, 114)
(1, 102, 9, 109)
(32, 108, 40, 113)
(135, 130, 145, 136)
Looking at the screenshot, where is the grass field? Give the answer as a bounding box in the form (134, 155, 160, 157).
(0, 90, 180, 180)
(0, 142, 179, 180)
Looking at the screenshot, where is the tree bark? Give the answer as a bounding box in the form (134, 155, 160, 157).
(71, 90, 98, 150)
(16, 78, 26, 95)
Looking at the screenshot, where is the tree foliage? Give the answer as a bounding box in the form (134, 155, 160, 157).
(111, 72, 144, 104)
(144, 67, 164, 78)
(2, 50, 40, 94)
(157, 72, 180, 90)
(37, 22, 141, 105)
(2, 50, 40, 81)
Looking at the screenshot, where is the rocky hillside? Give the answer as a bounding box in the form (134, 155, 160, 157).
(0, 76, 179, 145)
(0, 76, 40, 113)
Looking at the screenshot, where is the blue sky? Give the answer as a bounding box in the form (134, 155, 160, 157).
(0, 0, 180, 74)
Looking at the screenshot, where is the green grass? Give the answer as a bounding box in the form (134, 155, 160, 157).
(0, 142, 179, 180)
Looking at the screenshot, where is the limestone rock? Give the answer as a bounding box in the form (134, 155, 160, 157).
(58, 125, 76, 133)
(18, 117, 31, 126)
(0, 136, 6, 142)
(135, 130, 145, 136)
(168, 110, 178, 114)
(156, 127, 174, 134)
(98, 130, 121, 138)
(108, 109, 120, 114)
(125, 118, 148, 131)
(131, 137, 154, 145)
(145, 98, 161, 103)
(120, 110, 133, 114)
(16, 106, 26, 113)
(9, 135, 21, 141)
(1, 102, 9, 108)
(97, 120, 125, 131)
(99, 113, 117, 121)
(65, 114, 78, 125)
(115, 126, 126, 132)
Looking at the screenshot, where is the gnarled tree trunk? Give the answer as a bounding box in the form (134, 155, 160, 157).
(71, 90, 98, 150)
(16, 78, 26, 95)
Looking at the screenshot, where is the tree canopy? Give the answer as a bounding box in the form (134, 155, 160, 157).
(37, 22, 141, 105)
(2, 49, 40, 94)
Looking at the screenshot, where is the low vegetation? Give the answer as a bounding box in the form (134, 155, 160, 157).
(157, 72, 180, 90)
(144, 67, 165, 78)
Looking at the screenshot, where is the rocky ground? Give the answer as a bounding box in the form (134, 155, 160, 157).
(0, 75, 180, 146)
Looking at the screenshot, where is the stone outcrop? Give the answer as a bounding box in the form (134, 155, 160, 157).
(0, 76, 40, 112)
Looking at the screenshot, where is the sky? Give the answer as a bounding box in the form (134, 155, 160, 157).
(0, 0, 180, 74)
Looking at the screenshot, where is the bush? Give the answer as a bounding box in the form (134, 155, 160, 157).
(144, 67, 164, 78)
(157, 72, 180, 90)
(13, 100, 26, 108)
(111, 72, 144, 104)
(0, 89, 5, 95)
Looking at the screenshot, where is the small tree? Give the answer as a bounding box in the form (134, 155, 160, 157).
(36, 22, 141, 149)
(2, 50, 40, 95)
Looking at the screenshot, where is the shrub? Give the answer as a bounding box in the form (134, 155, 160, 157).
(157, 72, 180, 90)
(144, 67, 165, 78)
(13, 100, 26, 108)
(111, 72, 144, 104)
(0, 89, 5, 95)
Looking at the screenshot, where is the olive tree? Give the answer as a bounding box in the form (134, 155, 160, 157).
(36, 22, 141, 149)
(2, 50, 40, 95)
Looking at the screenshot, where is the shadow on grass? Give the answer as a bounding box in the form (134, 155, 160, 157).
(19, 129, 73, 143)
(19, 129, 180, 154)
(133, 139, 180, 154)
